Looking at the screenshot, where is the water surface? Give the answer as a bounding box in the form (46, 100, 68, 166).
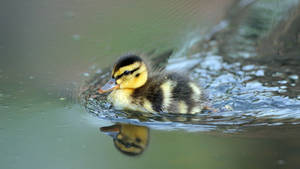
(1, 0, 300, 169)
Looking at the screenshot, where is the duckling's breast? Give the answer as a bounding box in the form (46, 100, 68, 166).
(108, 89, 134, 110)
(108, 89, 156, 113)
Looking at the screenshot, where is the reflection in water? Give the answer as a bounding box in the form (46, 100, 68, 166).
(100, 123, 149, 156)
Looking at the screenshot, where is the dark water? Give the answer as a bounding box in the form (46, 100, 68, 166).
(1, 0, 300, 169)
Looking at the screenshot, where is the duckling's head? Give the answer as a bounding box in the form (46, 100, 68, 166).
(100, 124, 149, 156)
(99, 55, 148, 93)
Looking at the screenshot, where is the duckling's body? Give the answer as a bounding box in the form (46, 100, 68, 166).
(99, 54, 205, 114)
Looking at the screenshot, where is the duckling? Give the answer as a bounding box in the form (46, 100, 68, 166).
(100, 123, 149, 156)
(98, 54, 205, 114)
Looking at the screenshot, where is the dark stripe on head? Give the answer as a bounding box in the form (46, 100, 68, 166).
(115, 66, 140, 80)
(114, 54, 142, 71)
(113, 139, 143, 156)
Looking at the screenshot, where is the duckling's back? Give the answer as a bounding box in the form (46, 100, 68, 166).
(132, 72, 204, 114)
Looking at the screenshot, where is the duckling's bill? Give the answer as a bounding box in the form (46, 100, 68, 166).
(98, 78, 120, 94)
(100, 125, 120, 138)
(100, 125, 120, 133)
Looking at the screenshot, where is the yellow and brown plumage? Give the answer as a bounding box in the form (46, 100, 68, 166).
(100, 123, 149, 156)
(99, 54, 205, 114)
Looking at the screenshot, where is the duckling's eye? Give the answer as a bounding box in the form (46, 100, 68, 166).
(135, 138, 141, 143)
(123, 70, 130, 75)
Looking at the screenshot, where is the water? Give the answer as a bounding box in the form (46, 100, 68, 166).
(1, 0, 300, 168)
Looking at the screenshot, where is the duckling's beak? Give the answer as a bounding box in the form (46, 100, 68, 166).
(98, 78, 120, 94)
(100, 125, 121, 138)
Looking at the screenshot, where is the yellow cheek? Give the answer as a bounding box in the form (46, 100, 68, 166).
(120, 72, 147, 89)
(119, 76, 134, 88)
(132, 74, 143, 86)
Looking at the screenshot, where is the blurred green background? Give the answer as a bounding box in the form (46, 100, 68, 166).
(1, 0, 300, 169)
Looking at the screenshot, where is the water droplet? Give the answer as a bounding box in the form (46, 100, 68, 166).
(59, 97, 66, 101)
(238, 51, 251, 58)
(82, 72, 90, 77)
(255, 70, 264, 76)
(224, 105, 233, 111)
(242, 65, 255, 71)
(201, 55, 222, 70)
(280, 86, 287, 89)
(277, 160, 285, 165)
(96, 69, 102, 74)
(29, 76, 35, 80)
(288, 75, 298, 80)
(56, 137, 63, 142)
(278, 80, 287, 84)
(272, 72, 284, 77)
(278, 89, 286, 93)
(72, 34, 80, 40)
(89, 64, 97, 70)
(65, 11, 75, 18)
